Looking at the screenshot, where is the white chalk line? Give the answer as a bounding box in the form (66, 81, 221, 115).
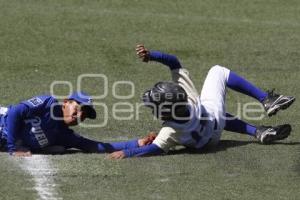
(16, 155, 62, 200)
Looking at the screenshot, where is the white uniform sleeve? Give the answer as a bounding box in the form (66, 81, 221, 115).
(171, 68, 199, 104)
(152, 126, 181, 152)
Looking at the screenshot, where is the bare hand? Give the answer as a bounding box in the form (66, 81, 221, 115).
(138, 131, 157, 147)
(136, 44, 150, 62)
(12, 151, 32, 157)
(107, 151, 126, 159)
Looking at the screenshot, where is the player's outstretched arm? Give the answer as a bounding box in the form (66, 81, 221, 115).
(136, 44, 182, 70)
(58, 131, 157, 153)
(97, 132, 156, 152)
(108, 143, 164, 159)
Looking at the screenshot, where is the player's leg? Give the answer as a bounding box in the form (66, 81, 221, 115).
(226, 71, 267, 102)
(223, 113, 257, 136)
(200, 65, 230, 131)
(227, 70, 295, 116)
(199, 66, 292, 144)
(224, 113, 291, 144)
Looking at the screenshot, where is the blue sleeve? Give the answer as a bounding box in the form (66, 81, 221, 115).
(149, 51, 182, 70)
(58, 131, 139, 153)
(6, 104, 30, 154)
(123, 143, 164, 157)
(101, 140, 139, 151)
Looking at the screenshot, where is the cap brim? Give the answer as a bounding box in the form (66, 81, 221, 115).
(82, 105, 97, 119)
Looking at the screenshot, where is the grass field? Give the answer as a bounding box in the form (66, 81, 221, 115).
(0, 0, 300, 199)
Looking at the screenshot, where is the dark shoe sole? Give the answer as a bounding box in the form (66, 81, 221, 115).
(267, 97, 295, 117)
(263, 124, 291, 144)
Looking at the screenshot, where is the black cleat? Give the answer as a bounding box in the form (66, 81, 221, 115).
(256, 124, 291, 144)
(262, 89, 295, 117)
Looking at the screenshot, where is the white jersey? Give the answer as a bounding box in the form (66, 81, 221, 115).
(153, 68, 213, 152)
(153, 66, 230, 152)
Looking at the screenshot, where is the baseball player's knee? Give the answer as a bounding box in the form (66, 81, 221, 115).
(208, 65, 223, 75)
(208, 65, 230, 80)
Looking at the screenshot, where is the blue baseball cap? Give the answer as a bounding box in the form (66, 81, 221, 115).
(68, 91, 96, 119)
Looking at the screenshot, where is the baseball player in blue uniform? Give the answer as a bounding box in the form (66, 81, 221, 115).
(108, 44, 295, 159)
(0, 91, 155, 156)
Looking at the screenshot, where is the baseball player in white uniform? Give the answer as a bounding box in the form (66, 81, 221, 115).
(108, 44, 295, 159)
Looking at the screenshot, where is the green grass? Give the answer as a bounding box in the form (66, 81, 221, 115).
(0, 0, 300, 199)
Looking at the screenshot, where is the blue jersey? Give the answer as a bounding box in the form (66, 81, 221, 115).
(0, 95, 140, 154)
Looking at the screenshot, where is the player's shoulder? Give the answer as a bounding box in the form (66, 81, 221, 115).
(21, 94, 58, 108)
(171, 67, 190, 76)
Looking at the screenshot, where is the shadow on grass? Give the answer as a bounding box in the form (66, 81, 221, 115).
(34, 149, 83, 155)
(36, 140, 256, 155)
(267, 141, 300, 145)
(2, 140, 299, 156)
(168, 140, 300, 155)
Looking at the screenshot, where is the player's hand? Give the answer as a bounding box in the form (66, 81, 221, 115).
(138, 132, 157, 147)
(136, 44, 150, 62)
(12, 151, 32, 157)
(107, 151, 126, 159)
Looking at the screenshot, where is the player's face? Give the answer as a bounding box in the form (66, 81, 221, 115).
(62, 100, 86, 126)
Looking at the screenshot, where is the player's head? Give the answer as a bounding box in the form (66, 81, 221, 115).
(142, 81, 189, 121)
(62, 91, 96, 126)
